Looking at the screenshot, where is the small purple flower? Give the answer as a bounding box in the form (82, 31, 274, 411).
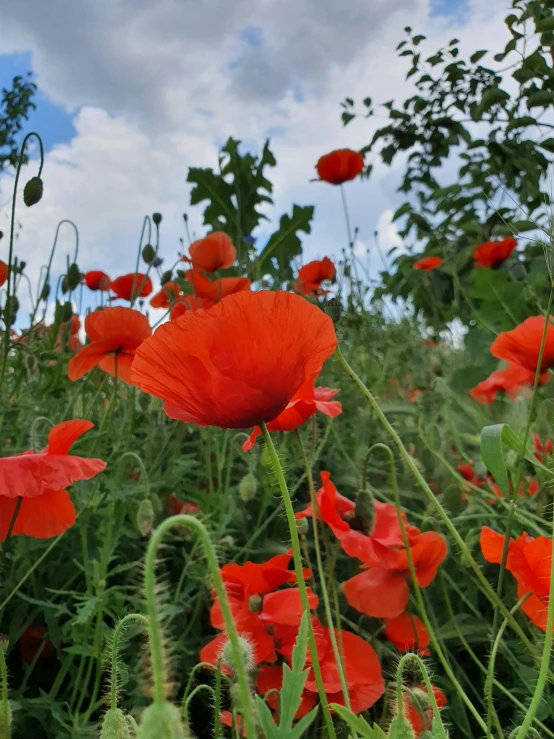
(241, 235, 256, 245)
(153, 257, 164, 267)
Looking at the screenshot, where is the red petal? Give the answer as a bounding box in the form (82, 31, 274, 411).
(343, 568, 409, 618)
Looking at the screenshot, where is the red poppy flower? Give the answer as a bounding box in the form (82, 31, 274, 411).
(404, 684, 447, 737)
(131, 290, 337, 429)
(470, 362, 549, 404)
(83, 271, 110, 291)
(243, 379, 342, 451)
(457, 463, 485, 488)
(169, 296, 211, 320)
(533, 433, 553, 463)
(150, 281, 182, 309)
(19, 626, 56, 664)
(488, 478, 539, 502)
(187, 232, 237, 273)
(413, 256, 442, 271)
(384, 613, 430, 654)
(295, 257, 336, 296)
(0, 260, 8, 288)
(111, 273, 153, 300)
(0, 420, 106, 541)
(481, 527, 552, 631)
(185, 269, 250, 303)
(491, 316, 554, 373)
(473, 237, 517, 268)
(316, 149, 365, 185)
(166, 493, 200, 516)
(68, 307, 152, 385)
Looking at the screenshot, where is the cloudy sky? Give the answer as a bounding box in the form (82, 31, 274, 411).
(0, 0, 509, 308)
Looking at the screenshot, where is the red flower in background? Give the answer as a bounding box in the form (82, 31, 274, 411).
(491, 316, 554, 373)
(0, 260, 8, 288)
(68, 307, 152, 385)
(166, 493, 200, 516)
(243, 378, 342, 451)
(0, 420, 106, 541)
(169, 296, 211, 320)
(150, 281, 182, 309)
(187, 232, 236, 273)
(19, 626, 56, 664)
(481, 527, 552, 632)
(385, 613, 430, 655)
(185, 269, 250, 303)
(470, 362, 549, 404)
(533, 433, 553, 463)
(111, 273, 153, 300)
(316, 149, 364, 185)
(131, 291, 337, 429)
(473, 237, 517, 267)
(457, 463, 485, 488)
(404, 684, 447, 737)
(295, 257, 336, 296)
(83, 271, 110, 291)
(413, 256, 442, 271)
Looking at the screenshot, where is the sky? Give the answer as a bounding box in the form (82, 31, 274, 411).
(0, 0, 510, 317)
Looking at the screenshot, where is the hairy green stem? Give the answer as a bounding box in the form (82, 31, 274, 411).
(109, 614, 151, 709)
(396, 653, 448, 739)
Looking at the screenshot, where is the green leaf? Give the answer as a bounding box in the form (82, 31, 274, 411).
(256, 205, 314, 280)
(505, 116, 537, 133)
(480, 424, 510, 497)
(392, 202, 412, 221)
(63, 644, 96, 658)
(539, 138, 554, 153)
(536, 17, 554, 32)
(329, 704, 387, 738)
(527, 90, 554, 108)
(470, 50, 487, 63)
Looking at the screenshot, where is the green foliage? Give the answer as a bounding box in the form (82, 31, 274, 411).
(0, 74, 36, 172)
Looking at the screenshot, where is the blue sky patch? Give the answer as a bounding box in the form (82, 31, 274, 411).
(239, 25, 264, 47)
(429, 0, 469, 23)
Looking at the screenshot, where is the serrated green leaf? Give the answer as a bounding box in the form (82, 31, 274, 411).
(330, 704, 387, 738)
(257, 205, 314, 280)
(278, 612, 310, 730)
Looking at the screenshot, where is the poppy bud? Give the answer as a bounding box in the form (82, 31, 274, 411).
(100, 707, 131, 738)
(4, 296, 19, 326)
(509, 262, 526, 282)
(142, 245, 156, 264)
(0, 635, 8, 654)
(248, 594, 262, 613)
(221, 635, 254, 674)
(388, 715, 416, 738)
(136, 499, 155, 536)
(0, 232, 3, 241)
(66, 263, 82, 291)
(62, 302, 73, 323)
(161, 270, 173, 286)
(296, 517, 309, 536)
(23, 176, 43, 207)
(61, 276, 69, 294)
(137, 702, 187, 739)
(152, 213, 162, 226)
(238, 472, 257, 502)
(176, 270, 186, 279)
(40, 283, 50, 301)
(25, 354, 37, 373)
(325, 298, 342, 324)
(354, 488, 375, 535)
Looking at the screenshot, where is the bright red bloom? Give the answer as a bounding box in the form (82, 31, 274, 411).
(187, 232, 236, 273)
(0, 261, 8, 288)
(295, 257, 336, 296)
(491, 316, 554, 373)
(169, 296, 212, 320)
(110, 273, 153, 300)
(481, 527, 552, 631)
(296, 472, 447, 618)
(150, 281, 182, 309)
(68, 307, 152, 385)
(316, 149, 365, 185)
(489, 478, 539, 502)
(186, 269, 250, 303)
(83, 271, 110, 291)
(470, 362, 549, 404)
(457, 463, 485, 488)
(473, 237, 517, 267)
(0, 420, 106, 541)
(384, 613, 430, 654)
(243, 378, 342, 451)
(404, 684, 447, 737)
(132, 290, 337, 429)
(413, 256, 442, 271)
(533, 433, 553, 463)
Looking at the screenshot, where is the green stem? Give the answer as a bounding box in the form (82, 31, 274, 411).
(261, 423, 337, 739)
(109, 614, 151, 709)
(0, 646, 9, 737)
(395, 653, 448, 739)
(143, 515, 256, 738)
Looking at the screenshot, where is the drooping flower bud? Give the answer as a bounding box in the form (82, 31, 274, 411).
(23, 176, 43, 207)
(221, 635, 254, 674)
(40, 283, 50, 301)
(137, 702, 187, 739)
(354, 488, 375, 535)
(296, 517, 309, 536)
(136, 499, 155, 537)
(160, 270, 173, 286)
(100, 707, 131, 738)
(238, 472, 257, 502)
(387, 715, 416, 738)
(66, 263, 82, 291)
(3, 296, 19, 327)
(142, 245, 156, 265)
(325, 297, 342, 324)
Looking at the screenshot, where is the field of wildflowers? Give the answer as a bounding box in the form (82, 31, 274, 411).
(1, 2, 554, 738)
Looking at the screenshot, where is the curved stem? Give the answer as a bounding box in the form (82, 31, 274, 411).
(131, 216, 152, 307)
(117, 451, 150, 499)
(143, 515, 256, 738)
(261, 423, 337, 739)
(395, 653, 447, 739)
(109, 614, 151, 709)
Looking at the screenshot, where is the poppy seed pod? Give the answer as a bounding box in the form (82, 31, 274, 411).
(152, 212, 162, 225)
(137, 702, 186, 739)
(23, 176, 44, 207)
(354, 488, 375, 536)
(100, 707, 131, 739)
(142, 245, 156, 264)
(238, 472, 257, 502)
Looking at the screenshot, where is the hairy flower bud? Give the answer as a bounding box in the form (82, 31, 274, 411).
(238, 472, 257, 502)
(296, 517, 309, 536)
(23, 176, 43, 207)
(388, 715, 416, 738)
(137, 702, 187, 739)
(3, 296, 19, 327)
(100, 707, 131, 739)
(221, 636, 254, 674)
(136, 499, 155, 537)
(354, 488, 375, 535)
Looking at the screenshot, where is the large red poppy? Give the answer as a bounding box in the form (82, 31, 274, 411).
(384, 613, 430, 654)
(111, 273, 153, 300)
(473, 237, 517, 268)
(413, 256, 442, 271)
(0, 420, 106, 541)
(187, 232, 236, 273)
(185, 270, 250, 303)
(83, 271, 110, 291)
(242, 378, 342, 451)
(131, 291, 337, 429)
(150, 281, 182, 309)
(404, 684, 447, 737)
(470, 362, 549, 404)
(481, 527, 552, 632)
(68, 307, 152, 384)
(316, 149, 365, 185)
(491, 316, 554, 373)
